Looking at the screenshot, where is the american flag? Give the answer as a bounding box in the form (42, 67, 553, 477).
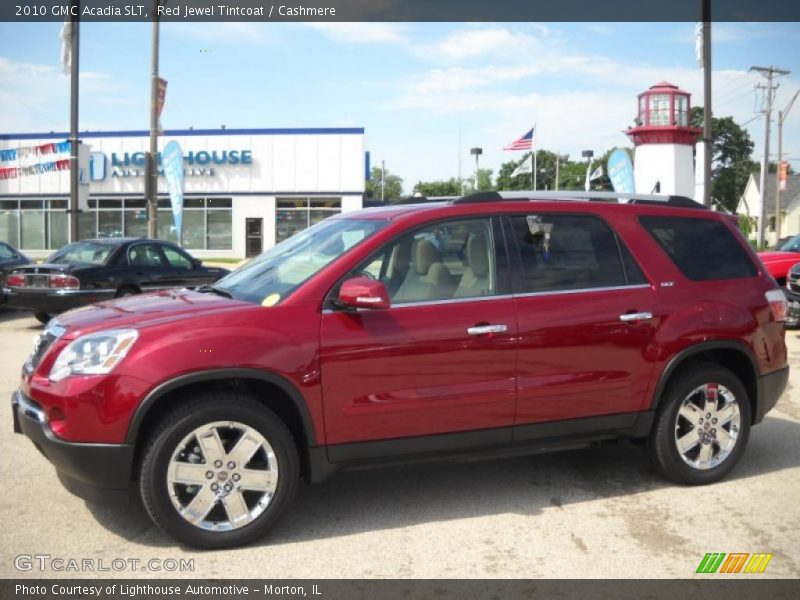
(503, 127, 535, 151)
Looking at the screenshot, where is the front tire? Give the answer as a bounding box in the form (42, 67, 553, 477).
(139, 392, 300, 549)
(649, 364, 751, 485)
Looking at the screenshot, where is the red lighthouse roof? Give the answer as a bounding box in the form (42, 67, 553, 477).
(647, 81, 691, 95)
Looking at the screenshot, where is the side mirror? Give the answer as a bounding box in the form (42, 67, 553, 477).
(191, 258, 202, 269)
(338, 276, 391, 310)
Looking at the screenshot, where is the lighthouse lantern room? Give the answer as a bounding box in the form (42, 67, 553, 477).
(625, 81, 702, 198)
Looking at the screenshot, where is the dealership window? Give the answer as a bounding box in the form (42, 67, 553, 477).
(4, 195, 232, 252)
(276, 197, 342, 244)
(0, 199, 20, 247)
(0, 198, 70, 250)
(77, 196, 233, 251)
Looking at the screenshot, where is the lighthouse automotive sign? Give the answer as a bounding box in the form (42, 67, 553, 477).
(88, 147, 253, 180)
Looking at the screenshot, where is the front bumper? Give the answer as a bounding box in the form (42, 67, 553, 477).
(754, 366, 790, 425)
(12, 389, 134, 507)
(2, 287, 116, 314)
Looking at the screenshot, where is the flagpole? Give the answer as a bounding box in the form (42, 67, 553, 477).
(532, 123, 537, 191)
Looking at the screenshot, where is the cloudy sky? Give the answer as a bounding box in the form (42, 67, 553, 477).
(1, 21, 799, 192)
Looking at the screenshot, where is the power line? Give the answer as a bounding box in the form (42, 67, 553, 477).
(739, 114, 761, 127)
(715, 88, 758, 110)
(713, 78, 754, 102)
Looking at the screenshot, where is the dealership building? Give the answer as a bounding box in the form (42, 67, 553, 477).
(0, 127, 367, 258)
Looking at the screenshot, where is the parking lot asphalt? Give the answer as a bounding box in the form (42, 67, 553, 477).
(1, 308, 798, 579)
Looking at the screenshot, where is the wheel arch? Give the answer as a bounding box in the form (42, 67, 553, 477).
(127, 369, 319, 478)
(650, 341, 759, 422)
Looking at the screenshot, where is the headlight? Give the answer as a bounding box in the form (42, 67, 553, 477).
(49, 329, 139, 382)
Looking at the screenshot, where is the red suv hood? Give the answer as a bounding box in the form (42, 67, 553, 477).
(55, 290, 250, 338)
(758, 250, 800, 263)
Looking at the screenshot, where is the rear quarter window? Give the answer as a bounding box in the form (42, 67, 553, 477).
(639, 216, 757, 281)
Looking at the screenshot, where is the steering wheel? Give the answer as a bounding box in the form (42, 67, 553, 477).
(356, 270, 377, 280)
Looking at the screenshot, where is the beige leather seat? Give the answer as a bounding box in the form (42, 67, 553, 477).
(453, 233, 491, 298)
(394, 239, 452, 303)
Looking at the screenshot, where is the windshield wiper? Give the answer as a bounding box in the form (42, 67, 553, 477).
(196, 284, 233, 299)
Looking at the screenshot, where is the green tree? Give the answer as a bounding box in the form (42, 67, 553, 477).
(470, 168, 494, 192)
(497, 150, 607, 191)
(413, 178, 463, 197)
(366, 166, 404, 202)
(691, 107, 757, 212)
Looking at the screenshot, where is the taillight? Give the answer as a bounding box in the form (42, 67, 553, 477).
(49, 274, 80, 290)
(765, 289, 788, 322)
(6, 274, 26, 287)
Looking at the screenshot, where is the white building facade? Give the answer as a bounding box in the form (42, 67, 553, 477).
(0, 127, 367, 258)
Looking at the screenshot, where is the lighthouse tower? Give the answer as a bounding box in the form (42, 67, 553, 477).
(626, 82, 702, 198)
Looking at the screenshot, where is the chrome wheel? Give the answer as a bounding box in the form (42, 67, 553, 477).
(167, 421, 279, 531)
(674, 383, 741, 471)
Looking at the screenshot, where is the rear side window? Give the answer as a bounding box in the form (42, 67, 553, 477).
(509, 214, 631, 293)
(639, 216, 757, 281)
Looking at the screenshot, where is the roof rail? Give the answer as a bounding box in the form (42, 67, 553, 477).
(390, 195, 457, 205)
(452, 190, 707, 210)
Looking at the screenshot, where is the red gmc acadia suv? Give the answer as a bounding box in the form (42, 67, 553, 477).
(12, 191, 790, 548)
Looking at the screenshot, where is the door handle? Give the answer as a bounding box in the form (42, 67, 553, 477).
(467, 324, 508, 335)
(619, 311, 653, 322)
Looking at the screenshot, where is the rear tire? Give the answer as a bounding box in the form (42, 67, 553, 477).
(34, 312, 51, 324)
(139, 392, 300, 549)
(115, 286, 139, 298)
(649, 363, 751, 485)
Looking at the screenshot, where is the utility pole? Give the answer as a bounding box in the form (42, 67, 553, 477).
(701, 1, 712, 208)
(776, 89, 799, 239)
(751, 65, 789, 248)
(146, 0, 160, 238)
(68, 2, 80, 243)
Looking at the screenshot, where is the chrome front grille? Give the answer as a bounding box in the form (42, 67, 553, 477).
(24, 320, 66, 374)
(789, 272, 800, 294)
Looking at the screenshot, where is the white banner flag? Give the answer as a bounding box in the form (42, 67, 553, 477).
(60, 22, 72, 76)
(511, 155, 533, 178)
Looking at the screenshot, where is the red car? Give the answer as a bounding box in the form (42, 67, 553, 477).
(758, 234, 800, 284)
(12, 191, 789, 548)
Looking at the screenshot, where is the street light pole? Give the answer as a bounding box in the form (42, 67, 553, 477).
(68, 3, 80, 243)
(582, 150, 594, 192)
(146, 0, 160, 238)
(470, 147, 483, 191)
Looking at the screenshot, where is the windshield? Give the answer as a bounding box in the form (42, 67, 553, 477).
(47, 241, 116, 265)
(216, 218, 386, 305)
(777, 235, 800, 252)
